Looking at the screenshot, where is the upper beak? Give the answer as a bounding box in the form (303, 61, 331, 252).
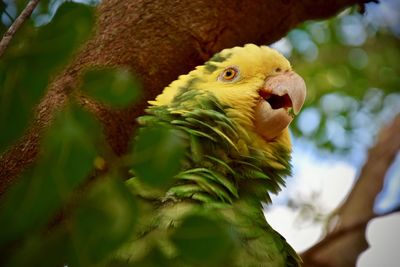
(254, 71, 306, 140)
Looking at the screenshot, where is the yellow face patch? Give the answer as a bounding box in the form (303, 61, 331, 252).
(150, 44, 291, 109)
(150, 44, 293, 135)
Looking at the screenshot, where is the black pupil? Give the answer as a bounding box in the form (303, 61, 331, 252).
(226, 71, 233, 77)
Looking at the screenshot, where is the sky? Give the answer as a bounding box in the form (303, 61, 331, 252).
(265, 144, 358, 252)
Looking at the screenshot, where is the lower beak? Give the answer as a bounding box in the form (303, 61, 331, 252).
(254, 71, 306, 140)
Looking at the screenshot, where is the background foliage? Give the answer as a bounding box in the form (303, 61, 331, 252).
(284, 7, 400, 157)
(268, 1, 400, 250)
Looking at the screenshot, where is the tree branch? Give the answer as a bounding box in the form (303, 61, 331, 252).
(301, 114, 400, 267)
(0, 0, 41, 58)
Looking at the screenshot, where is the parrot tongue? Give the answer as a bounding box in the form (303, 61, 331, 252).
(254, 71, 306, 140)
(260, 92, 293, 110)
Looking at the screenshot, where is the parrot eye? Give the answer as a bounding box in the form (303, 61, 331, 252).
(219, 67, 239, 82)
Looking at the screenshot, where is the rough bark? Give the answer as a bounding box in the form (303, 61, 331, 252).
(0, 0, 374, 194)
(301, 114, 400, 267)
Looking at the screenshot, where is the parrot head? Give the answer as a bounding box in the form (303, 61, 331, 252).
(150, 44, 306, 145)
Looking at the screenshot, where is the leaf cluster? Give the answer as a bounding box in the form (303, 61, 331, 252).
(0, 3, 237, 266)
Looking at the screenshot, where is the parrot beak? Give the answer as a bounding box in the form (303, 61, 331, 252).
(254, 71, 306, 140)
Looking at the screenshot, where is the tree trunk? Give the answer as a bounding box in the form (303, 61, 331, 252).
(0, 0, 374, 194)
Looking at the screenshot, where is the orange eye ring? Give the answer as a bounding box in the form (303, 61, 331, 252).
(219, 67, 239, 82)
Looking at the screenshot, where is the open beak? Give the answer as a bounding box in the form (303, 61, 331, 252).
(254, 71, 306, 140)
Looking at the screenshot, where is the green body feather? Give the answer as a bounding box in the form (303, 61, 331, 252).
(117, 90, 301, 266)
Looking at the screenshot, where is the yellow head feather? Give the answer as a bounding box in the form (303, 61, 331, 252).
(149, 44, 294, 158)
(150, 44, 291, 108)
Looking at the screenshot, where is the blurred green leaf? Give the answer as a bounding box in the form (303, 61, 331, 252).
(0, 0, 6, 14)
(132, 126, 187, 187)
(2, 174, 137, 267)
(70, 178, 138, 266)
(41, 104, 102, 187)
(108, 248, 174, 267)
(172, 214, 235, 266)
(287, 13, 400, 154)
(81, 67, 141, 107)
(35, 0, 52, 15)
(0, 2, 95, 152)
(5, 229, 73, 267)
(0, 104, 101, 246)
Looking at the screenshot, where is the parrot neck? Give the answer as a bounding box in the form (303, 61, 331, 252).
(141, 91, 292, 204)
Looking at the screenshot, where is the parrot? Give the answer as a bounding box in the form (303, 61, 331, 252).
(117, 44, 306, 266)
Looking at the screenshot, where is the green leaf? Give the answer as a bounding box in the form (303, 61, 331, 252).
(0, 2, 94, 152)
(124, 248, 174, 267)
(172, 214, 236, 266)
(42, 105, 102, 184)
(0, 104, 100, 245)
(81, 67, 141, 107)
(131, 126, 187, 187)
(0, 1, 6, 15)
(70, 178, 138, 266)
(5, 230, 73, 267)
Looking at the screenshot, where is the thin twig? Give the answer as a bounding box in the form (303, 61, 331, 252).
(0, 0, 41, 58)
